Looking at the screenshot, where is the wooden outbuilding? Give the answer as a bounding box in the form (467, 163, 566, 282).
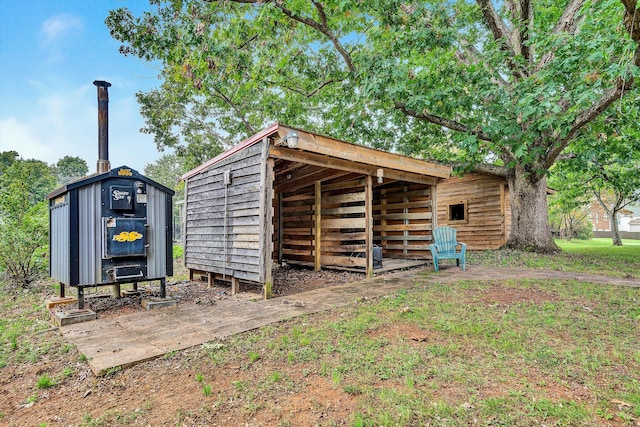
(436, 172, 511, 250)
(181, 123, 451, 297)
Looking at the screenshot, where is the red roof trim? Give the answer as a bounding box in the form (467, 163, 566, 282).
(181, 122, 280, 180)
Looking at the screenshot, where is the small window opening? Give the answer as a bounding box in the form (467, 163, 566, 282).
(449, 203, 465, 221)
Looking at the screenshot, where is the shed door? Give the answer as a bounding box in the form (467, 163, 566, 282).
(102, 217, 147, 258)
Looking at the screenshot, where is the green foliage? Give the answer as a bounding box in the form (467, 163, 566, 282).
(547, 176, 593, 241)
(36, 374, 55, 389)
(0, 159, 56, 286)
(553, 98, 640, 245)
(55, 156, 88, 185)
(143, 153, 187, 195)
(106, 0, 640, 253)
(0, 151, 19, 174)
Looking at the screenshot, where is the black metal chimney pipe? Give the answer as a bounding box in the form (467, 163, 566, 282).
(93, 80, 112, 174)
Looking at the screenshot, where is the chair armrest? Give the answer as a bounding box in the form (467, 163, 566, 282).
(428, 243, 438, 254)
(457, 242, 467, 254)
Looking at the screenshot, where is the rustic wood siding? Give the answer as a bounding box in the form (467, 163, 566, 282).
(436, 172, 509, 250)
(374, 182, 434, 259)
(184, 140, 266, 282)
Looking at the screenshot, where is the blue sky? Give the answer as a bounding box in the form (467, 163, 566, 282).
(0, 1, 166, 173)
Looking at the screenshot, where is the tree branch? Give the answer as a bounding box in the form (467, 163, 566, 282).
(477, 0, 514, 50)
(205, 0, 357, 72)
(471, 162, 509, 177)
(621, 0, 640, 37)
(211, 86, 256, 134)
(395, 101, 494, 142)
(476, 0, 528, 80)
(263, 78, 339, 98)
(278, 2, 357, 73)
(545, 78, 634, 169)
(507, 0, 533, 63)
(536, 0, 589, 71)
(456, 41, 510, 87)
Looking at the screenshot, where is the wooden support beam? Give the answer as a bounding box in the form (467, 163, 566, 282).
(207, 271, 214, 288)
(275, 167, 347, 193)
(432, 184, 438, 229)
(264, 156, 275, 292)
(315, 180, 321, 272)
(277, 125, 452, 178)
(270, 146, 439, 186)
(365, 175, 373, 277)
(500, 182, 506, 245)
(381, 188, 387, 254)
(231, 277, 240, 295)
(277, 193, 283, 264)
(259, 138, 274, 299)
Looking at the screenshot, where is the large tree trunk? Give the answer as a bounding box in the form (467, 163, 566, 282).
(610, 211, 623, 246)
(504, 168, 560, 253)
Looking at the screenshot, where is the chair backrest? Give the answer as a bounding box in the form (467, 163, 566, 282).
(433, 227, 458, 253)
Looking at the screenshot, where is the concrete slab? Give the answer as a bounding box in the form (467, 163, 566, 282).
(53, 309, 97, 326)
(59, 265, 639, 376)
(141, 298, 177, 309)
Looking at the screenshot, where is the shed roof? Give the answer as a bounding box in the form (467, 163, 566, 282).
(47, 165, 175, 200)
(181, 123, 452, 181)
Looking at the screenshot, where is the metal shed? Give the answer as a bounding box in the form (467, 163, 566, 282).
(48, 166, 175, 308)
(181, 124, 452, 298)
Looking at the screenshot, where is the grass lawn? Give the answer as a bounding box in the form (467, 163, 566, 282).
(469, 238, 640, 278)
(0, 240, 638, 426)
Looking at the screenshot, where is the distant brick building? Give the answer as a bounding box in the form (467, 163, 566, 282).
(589, 202, 640, 232)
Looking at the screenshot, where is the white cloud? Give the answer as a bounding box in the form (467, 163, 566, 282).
(0, 83, 160, 172)
(40, 14, 83, 46)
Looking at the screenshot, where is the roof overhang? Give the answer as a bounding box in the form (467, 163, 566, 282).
(181, 123, 452, 183)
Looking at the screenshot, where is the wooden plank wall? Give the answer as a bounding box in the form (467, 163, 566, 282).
(321, 180, 367, 268)
(436, 172, 509, 250)
(276, 178, 436, 267)
(374, 182, 434, 259)
(184, 140, 265, 282)
(278, 180, 368, 269)
(279, 191, 315, 265)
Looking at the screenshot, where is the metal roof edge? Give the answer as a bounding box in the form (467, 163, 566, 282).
(47, 165, 175, 199)
(181, 123, 280, 181)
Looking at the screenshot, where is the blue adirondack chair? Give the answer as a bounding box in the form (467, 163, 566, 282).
(428, 226, 467, 272)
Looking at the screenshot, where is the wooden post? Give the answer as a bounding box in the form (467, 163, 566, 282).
(207, 272, 214, 288)
(315, 180, 322, 272)
(231, 277, 240, 295)
(259, 138, 275, 299)
(431, 184, 438, 229)
(264, 157, 275, 298)
(381, 188, 387, 258)
(403, 185, 409, 256)
(500, 182, 506, 245)
(365, 175, 373, 277)
(277, 192, 283, 264)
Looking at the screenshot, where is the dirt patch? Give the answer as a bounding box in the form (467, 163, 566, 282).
(272, 264, 364, 297)
(368, 322, 434, 345)
(56, 263, 365, 319)
(473, 283, 560, 306)
(251, 375, 357, 426)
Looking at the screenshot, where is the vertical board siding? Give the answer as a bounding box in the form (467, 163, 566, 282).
(49, 199, 70, 284)
(184, 140, 265, 283)
(146, 185, 169, 278)
(78, 183, 101, 285)
(436, 172, 509, 250)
